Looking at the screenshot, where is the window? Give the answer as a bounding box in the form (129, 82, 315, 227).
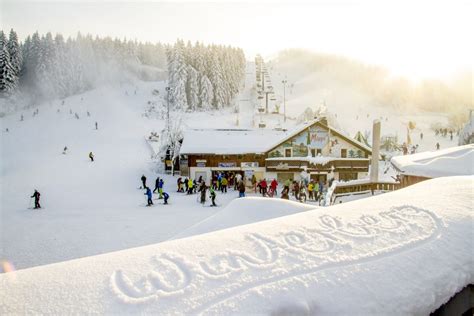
(341, 149, 347, 158)
(339, 172, 358, 181)
(311, 148, 316, 157)
(285, 148, 292, 157)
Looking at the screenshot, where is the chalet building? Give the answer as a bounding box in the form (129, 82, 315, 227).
(179, 118, 373, 185)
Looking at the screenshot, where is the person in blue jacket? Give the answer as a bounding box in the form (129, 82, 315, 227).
(163, 192, 169, 204)
(144, 187, 153, 206)
(158, 178, 164, 199)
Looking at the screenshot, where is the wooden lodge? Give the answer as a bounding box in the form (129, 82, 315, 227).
(179, 118, 374, 185)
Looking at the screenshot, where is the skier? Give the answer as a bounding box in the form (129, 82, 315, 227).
(420, 132, 423, 140)
(210, 186, 217, 206)
(184, 177, 189, 192)
(75, 113, 79, 119)
(281, 187, 289, 200)
(87, 111, 91, 117)
(63, 146, 68, 155)
(20, 114, 24, 121)
(89, 152, 94, 162)
(95, 122, 98, 130)
(221, 176, 228, 193)
(436, 142, 440, 150)
(238, 180, 246, 198)
(144, 187, 153, 206)
(187, 178, 194, 194)
(270, 179, 278, 196)
(163, 192, 169, 204)
(158, 178, 164, 198)
(30, 190, 41, 209)
(141, 175, 147, 189)
(308, 181, 314, 200)
(176, 177, 182, 192)
(260, 179, 268, 197)
(199, 182, 207, 204)
(153, 176, 160, 193)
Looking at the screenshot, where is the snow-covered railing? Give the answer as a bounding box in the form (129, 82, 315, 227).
(330, 181, 401, 205)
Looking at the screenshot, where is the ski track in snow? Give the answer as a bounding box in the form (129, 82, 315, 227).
(109, 205, 443, 312)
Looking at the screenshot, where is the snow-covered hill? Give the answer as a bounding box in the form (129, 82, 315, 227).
(1, 176, 472, 315)
(0, 79, 265, 271)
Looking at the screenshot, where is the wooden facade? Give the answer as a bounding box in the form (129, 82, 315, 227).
(180, 120, 374, 183)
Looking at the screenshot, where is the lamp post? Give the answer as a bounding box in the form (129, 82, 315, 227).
(282, 79, 287, 122)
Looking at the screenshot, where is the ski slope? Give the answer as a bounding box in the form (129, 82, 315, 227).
(1, 176, 472, 315)
(0, 80, 266, 271)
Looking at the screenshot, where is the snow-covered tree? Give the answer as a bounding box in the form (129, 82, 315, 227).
(186, 65, 200, 111)
(7, 29, 21, 91)
(199, 74, 213, 110)
(0, 31, 16, 96)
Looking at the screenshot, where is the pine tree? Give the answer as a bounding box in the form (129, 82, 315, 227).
(0, 31, 16, 95)
(7, 29, 21, 92)
(199, 74, 213, 111)
(186, 65, 199, 111)
(169, 41, 187, 109)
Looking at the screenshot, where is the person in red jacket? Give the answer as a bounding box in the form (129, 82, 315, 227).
(270, 179, 278, 196)
(260, 179, 268, 196)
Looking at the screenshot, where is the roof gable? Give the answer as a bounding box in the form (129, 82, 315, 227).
(265, 119, 372, 154)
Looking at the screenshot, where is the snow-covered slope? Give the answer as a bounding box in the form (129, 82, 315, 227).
(391, 144, 474, 177)
(172, 197, 315, 240)
(1, 176, 472, 315)
(0, 79, 284, 271)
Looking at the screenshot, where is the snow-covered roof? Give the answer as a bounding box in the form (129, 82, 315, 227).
(391, 144, 474, 178)
(1, 176, 472, 314)
(180, 119, 372, 156)
(266, 118, 373, 154)
(266, 156, 369, 165)
(179, 128, 289, 154)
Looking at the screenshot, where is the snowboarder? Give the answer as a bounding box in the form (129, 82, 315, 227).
(89, 152, 94, 162)
(144, 187, 153, 206)
(199, 182, 207, 204)
(210, 187, 217, 206)
(163, 192, 169, 204)
(141, 175, 147, 189)
(30, 190, 41, 209)
(63, 146, 68, 155)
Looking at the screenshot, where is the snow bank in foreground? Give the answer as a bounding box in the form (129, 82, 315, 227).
(391, 144, 474, 178)
(1, 176, 473, 315)
(172, 197, 315, 240)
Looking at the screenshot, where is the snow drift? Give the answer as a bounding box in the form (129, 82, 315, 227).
(172, 197, 315, 240)
(1, 176, 472, 315)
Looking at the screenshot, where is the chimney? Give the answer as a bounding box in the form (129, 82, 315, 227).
(370, 120, 381, 183)
(319, 116, 328, 126)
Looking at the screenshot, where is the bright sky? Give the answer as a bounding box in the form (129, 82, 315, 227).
(1, 0, 472, 81)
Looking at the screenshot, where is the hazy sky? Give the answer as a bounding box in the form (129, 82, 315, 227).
(1, 0, 472, 81)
